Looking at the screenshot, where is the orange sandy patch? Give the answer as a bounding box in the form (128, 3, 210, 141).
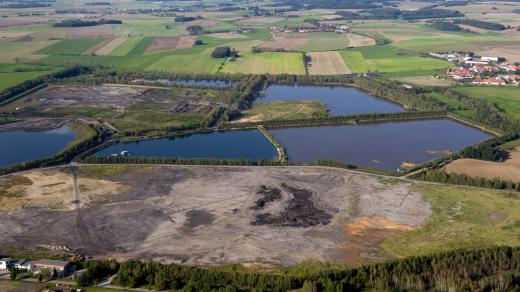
(445, 151, 520, 183)
(345, 217, 415, 236)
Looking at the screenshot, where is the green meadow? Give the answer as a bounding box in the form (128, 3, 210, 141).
(452, 87, 520, 120)
(36, 38, 104, 55)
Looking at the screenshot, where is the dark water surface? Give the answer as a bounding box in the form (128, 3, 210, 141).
(259, 85, 405, 115)
(92, 130, 277, 161)
(269, 119, 492, 171)
(0, 126, 75, 167)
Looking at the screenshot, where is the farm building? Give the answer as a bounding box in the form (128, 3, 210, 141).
(0, 258, 15, 270)
(472, 77, 507, 86)
(32, 260, 71, 276)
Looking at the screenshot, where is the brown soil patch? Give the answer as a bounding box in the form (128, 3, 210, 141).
(259, 33, 308, 50)
(176, 35, 197, 49)
(83, 37, 115, 55)
(68, 24, 114, 39)
(146, 36, 179, 52)
(458, 24, 489, 33)
(477, 44, 520, 62)
(346, 33, 376, 47)
(445, 151, 520, 183)
(237, 17, 285, 25)
(208, 32, 248, 39)
(307, 51, 351, 75)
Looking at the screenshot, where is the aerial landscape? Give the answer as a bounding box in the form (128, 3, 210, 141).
(0, 0, 519, 290)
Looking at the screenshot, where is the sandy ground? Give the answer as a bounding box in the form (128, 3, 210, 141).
(67, 24, 114, 39)
(94, 37, 127, 55)
(83, 37, 115, 55)
(208, 32, 248, 39)
(445, 151, 520, 183)
(346, 33, 376, 47)
(0, 168, 124, 211)
(307, 51, 351, 75)
(0, 165, 431, 265)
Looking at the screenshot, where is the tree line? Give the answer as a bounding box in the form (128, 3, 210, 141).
(0, 66, 92, 105)
(220, 111, 448, 130)
(72, 246, 520, 291)
(52, 19, 122, 27)
(412, 168, 520, 191)
(453, 18, 507, 30)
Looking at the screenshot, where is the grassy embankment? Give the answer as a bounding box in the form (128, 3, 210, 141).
(382, 184, 520, 257)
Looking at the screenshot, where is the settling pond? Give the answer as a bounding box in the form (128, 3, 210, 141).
(270, 119, 492, 171)
(0, 125, 75, 168)
(92, 130, 277, 161)
(259, 85, 405, 115)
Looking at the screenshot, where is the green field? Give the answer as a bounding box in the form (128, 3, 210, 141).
(110, 37, 144, 56)
(452, 87, 520, 120)
(295, 32, 349, 52)
(0, 64, 57, 91)
(239, 100, 327, 122)
(221, 52, 306, 75)
(340, 46, 452, 76)
(126, 36, 155, 55)
(382, 184, 520, 257)
(36, 38, 104, 55)
(147, 53, 223, 73)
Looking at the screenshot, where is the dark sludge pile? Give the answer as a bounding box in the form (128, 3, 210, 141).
(250, 185, 282, 210)
(251, 183, 332, 227)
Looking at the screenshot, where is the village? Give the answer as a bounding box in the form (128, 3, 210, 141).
(430, 52, 520, 86)
(271, 23, 351, 33)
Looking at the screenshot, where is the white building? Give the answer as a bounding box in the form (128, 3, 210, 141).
(481, 56, 499, 62)
(0, 258, 15, 270)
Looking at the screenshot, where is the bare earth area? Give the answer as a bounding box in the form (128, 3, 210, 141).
(208, 33, 248, 39)
(307, 51, 351, 75)
(346, 33, 376, 48)
(0, 165, 431, 266)
(477, 44, 520, 63)
(259, 33, 308, 50)
(67, 24, 114, 39)
(445, 151, 520, 183)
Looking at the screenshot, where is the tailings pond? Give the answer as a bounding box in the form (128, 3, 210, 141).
(0, 125, 75, 167)
(92, 130, 277, 160)
(259, 85, 405, 115)
(269, 119, 492, 171)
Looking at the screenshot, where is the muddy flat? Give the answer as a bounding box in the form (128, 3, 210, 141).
(0, 165, 431, 266)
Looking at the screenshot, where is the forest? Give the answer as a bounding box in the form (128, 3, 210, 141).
(453, 19, 507, 30)
(70, 246, 520, 291)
